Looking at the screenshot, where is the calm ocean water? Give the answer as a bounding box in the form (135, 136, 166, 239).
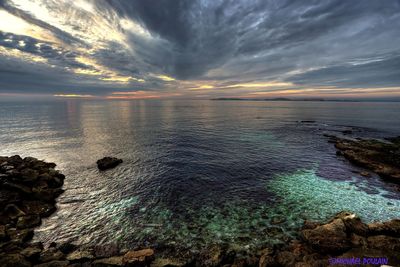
(1, 100, 400, 253)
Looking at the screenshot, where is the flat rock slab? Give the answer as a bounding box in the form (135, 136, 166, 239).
(96, 157, 123, 171)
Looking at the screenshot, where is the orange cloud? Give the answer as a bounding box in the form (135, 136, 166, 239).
(107, 90, 181, 99)
(54, 94, 94, 98)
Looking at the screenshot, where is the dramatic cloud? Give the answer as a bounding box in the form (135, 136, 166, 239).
(0, 0, 400, 99)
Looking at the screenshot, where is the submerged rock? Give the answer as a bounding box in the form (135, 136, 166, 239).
(96, 157, 123, 171)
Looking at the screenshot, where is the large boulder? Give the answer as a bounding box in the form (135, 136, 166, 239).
(96, 157, 123, 171)
(301, 218, 351, 253)
(368, 219, 400, 237)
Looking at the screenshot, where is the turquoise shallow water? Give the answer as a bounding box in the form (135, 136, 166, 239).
(0, 100, 399, 253)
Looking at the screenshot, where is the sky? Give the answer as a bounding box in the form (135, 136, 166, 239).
(0, 0, 400, 100)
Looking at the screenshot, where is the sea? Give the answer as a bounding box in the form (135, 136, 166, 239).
(1, 99, 399, 254)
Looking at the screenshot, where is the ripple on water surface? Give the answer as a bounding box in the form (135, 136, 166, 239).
(35, 167, 400, 253)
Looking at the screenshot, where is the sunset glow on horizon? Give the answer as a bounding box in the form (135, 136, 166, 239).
(0, 0, 399, 100)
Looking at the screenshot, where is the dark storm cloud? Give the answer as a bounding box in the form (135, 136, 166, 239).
(0, 0, 400, 96)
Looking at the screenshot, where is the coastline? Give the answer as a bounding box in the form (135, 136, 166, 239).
(1, 136, 400, 267)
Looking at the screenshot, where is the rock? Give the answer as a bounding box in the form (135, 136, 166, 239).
(366, 235, 400, 251)
(335, 211, 369, 236)
(302, 220, 319, 230)
(20, 168, 39, 182)
(368, 219, 400, 237)
(333, 137, 400, 183)
(20, 201, 56, 217)
(7, 228, 34, 243)
(301, 218, 351, 253)
(0, 224, 7, 240)
(57, 242, 77, 254)
(122, 248, 155, 266)
(93, 244, 120, 258)
(3, 182, 32, 195)
(4, 204, 25, 219)
(17, 215, 41, 229)
(34, 260, 69, 267)
(32, 187, 63, 202)
(66, 249, 94, 262)
(350, 233, 367, 247)
(21, 244, 43, 259)
(199, 245, 236, 267)
(40, 248, 65, 263)
(360, 171, 371, 177)
(259, 248, 276, 267)
(96, 157, 123, 171)
(270, 216, 286, 225)
(0, 253, 31, 267)
(150, 258, 185, 267)
(276, 251, 297, 266)
(92, 256, 123, 267)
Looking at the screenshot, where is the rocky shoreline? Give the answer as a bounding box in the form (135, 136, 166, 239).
(0, 156, 154, 267)
(328, 135, 400, 183)
(1, 155, 400, 267)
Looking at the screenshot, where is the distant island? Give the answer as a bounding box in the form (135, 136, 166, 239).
(211, 97, 400, 102)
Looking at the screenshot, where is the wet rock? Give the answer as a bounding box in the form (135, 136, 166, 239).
(335, 211, 369, 236)
(17, 215, 41, 229)
(200, 245, 236, 267)
(93, 244, 120, 258)
(66, 249, 94, 262)
(368, 219, 400, 237)
(333, 137, 400, 183)
(7, 228, 34, 243)
(40, 248, 65, 263)
(366, 235, 400, 251)
(276, 251, 297, 266)
(96, 157, 123, 171)
(20, 201, 56, 217)
(20, 168, 39, 182)
(21, 243, 43, 260)
(360, 171, 370, 177)
(302, 220, 319, 230)
(57, 243, 77, 254)
(122, 248, 155, 266)
(259, 248, 277, 267)
(0, 225, 6, 241)
(301, 218, 351, 253)
(150, 258, 185, 267)
(0, 253, 31, 267)
(270, 216, 286, 225)
(34, 260, 69, 267)
(4, 204, 25, 219)
(3, 182, 32, 195)
(350, 234, 367, 247)
(92, 256, 123, 267)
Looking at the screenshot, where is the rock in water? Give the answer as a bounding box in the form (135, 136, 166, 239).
(96, 157, 123, 171)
